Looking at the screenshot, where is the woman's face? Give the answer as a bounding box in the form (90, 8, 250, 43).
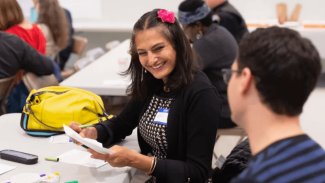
(135, 27, 176, 83)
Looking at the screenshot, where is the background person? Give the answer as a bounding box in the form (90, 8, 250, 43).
(0, 31, 54, 113)
(178, 0, 238, 128)
(58, 8, 74, 70)
(0, 32, 53, 79)
(0, 0, 46, 55)
(224, 27, 325, 183)
(0, 0, 47, 85)
(69, 9, 221, 183)
(205, 0, 248, 43)
(34, 0, 70, 61)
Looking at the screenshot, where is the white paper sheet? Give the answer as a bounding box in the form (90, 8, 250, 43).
(58, 149, 107, 168)
(63, 125, 113, 154)
(0, 164, 16, 175)
(49, 134, 72, 144)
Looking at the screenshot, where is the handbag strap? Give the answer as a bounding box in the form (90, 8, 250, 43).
(25, 102, 64, 130)
(25, 90, 111, 131)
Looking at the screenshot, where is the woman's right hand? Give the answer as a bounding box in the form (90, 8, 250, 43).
(68, 121, 98, 145)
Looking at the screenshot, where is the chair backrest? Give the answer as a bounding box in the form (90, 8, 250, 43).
(74, 48, 105, 71)
(22, 73, 59, 92)
(217, 126, 246, 136)
(0, 76, 16, 115)
(72, 36, 88, 58)
(74, 57, 93, 71)
(216, 126, 247, 146)
(105, 40, 120, 51)
(86, 47, 105, 61)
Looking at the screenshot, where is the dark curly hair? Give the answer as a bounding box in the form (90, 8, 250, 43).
(238, 26, 321, 116)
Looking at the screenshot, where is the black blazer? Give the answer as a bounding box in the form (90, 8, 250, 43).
(95, 71, 221, 183)
(0, 32, 54, 79)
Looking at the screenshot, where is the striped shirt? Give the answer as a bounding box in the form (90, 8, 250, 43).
(231, 135, 325, 183)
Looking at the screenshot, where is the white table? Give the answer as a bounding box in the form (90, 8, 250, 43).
(60, 39, 131, 96)
(0, 113, 140, 183)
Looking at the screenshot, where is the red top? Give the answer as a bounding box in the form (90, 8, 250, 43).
(5, 24, 47, 84)
(5, 24, 46, 55)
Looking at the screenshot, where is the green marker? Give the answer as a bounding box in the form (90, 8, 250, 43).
(45, 157, 59, 162)
(78, 124, 94, 129)
(65, 181, 78, 183)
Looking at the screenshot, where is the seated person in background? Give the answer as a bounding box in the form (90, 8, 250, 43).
(0, 0, 46, 54)
(33, 0, 70, 61)
(205, 0, 248, 43)
(0, 31, 54, 113)
(69, 9, 221, 183)
(0, 32, 53, 78)
(212, 139, 251, 183)
(178, 0, 238, 128)
(0, 0, 47, 85)
(59, 8, 74, 70)
(226, 27, 325, 183)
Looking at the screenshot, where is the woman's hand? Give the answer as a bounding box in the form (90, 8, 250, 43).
(87, 145, 135, 167)
(88, 145, 153, 173)
(68, 121, 98, 145)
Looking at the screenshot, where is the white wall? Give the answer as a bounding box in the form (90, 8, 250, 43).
(17, 0, 325, 31)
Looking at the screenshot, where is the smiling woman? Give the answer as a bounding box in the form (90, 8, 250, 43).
(69, 8, 222, 183)
(126, 9, 201, 100)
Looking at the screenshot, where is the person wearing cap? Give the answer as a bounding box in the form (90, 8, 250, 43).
(179, 0, 238, 128)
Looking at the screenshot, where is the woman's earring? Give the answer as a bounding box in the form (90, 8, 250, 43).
(141, 67, 147, 81)
(196, 31, 203, 40)
(141, 67, 144, 81)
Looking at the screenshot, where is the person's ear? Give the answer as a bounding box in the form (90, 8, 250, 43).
(239, 67, 253, 94)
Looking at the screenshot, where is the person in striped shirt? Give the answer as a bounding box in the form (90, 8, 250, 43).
(222, 26, 325, 183)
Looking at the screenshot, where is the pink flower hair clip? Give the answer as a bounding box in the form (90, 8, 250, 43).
(157, 10, 175, 23)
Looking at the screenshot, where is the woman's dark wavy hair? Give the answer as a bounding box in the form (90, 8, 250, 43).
(124, 9, 200, 100)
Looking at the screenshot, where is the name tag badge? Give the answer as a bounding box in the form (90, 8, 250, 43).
(153, 108, 169, 125)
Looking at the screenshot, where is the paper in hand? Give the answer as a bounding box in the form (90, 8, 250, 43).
(63, 125, 113, 154)
(58, 149, 107, 168)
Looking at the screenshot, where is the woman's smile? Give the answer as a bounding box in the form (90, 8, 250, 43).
(151, 61, 166, 71)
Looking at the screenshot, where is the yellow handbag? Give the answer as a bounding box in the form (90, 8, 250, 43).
(21, 86, 113, 137)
